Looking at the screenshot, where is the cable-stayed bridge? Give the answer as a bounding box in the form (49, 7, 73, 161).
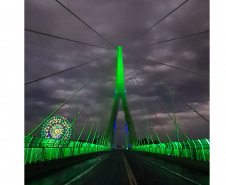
(25, 0, 209, 184)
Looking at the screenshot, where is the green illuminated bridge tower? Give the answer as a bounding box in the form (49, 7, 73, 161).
(107, 46, 137, 146)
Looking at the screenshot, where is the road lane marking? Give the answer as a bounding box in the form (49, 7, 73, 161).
(123, 154, 133, 185)
(64, 155, 109, 185)
(122, 153, 138, 185)
(142, 157, 202, 185)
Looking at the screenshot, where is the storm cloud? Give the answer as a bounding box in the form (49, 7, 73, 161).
(25, 0, 209, 144)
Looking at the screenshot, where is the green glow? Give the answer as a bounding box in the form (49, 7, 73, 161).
(25, 135, 111, 164)
(198, 139, 206, 161)
(86, 121, 95, 143)
(75, 103, 97, 146)
(75, 119, 89, 146)
(182, 141, 188, 158)
(29, 148, 33, 163)
(149, 135, 154, 145)
(99, 132, 104, 145)
(154, 129, 161, 143)
(168, 113, 190, 141)
(131, 138, 209, 162)
(24, 133, 210, 164)
(61, 98, 90, 143)
(107, 51, 137, 144)
(86, 110, 99, 143)
(24, 46, 210, 165)
(191, 140, 200, 160)
(27, 81, 91, 136)
(91, 122, 99, 144)
(116, 46, 125, 93)
(41, 116, 71, 140)
(154, 113, 171, 142)
(96, 131, 100, 144)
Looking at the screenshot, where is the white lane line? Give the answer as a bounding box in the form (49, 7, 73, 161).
(64, 155, 109, 185)
(122, 153, 138, 185)
(142, 157, 202, 185)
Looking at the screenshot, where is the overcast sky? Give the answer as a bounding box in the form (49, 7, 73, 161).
(25, 0, 209, 145)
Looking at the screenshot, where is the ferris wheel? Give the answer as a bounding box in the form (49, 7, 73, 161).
(41, 116, 71, 140)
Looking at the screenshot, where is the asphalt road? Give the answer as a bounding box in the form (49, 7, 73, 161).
(26, 150, 209, 185)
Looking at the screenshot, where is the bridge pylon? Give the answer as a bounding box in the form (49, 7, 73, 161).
(107, 46, 137, 146)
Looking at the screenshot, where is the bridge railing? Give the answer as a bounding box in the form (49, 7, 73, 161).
(131, 138, 209, 161)
(24, 136, 111, 164)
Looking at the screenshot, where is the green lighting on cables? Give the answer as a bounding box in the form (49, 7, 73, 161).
(86, 111, 99, 143)
(167, 113, 190, 141)
(27, 81, 91, 136)
(75, 103, 97, 146)
(91, 122, 99, 144)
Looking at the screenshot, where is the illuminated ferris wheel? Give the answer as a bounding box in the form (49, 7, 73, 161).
(41, 116, 71, 140)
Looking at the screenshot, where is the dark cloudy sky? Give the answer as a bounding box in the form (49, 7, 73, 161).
(25, 0, 209, 145)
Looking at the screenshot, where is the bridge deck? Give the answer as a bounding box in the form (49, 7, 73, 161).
(26, 151, 209, 185)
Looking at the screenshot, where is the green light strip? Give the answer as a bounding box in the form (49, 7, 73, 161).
(167, 113, 190, 141)
(154, 129, 161, 144)
(61, 83, 98, 142)
(98, 131, 103, 145)
(86, 111, 99, 143)
(27, 81, 91, 136)
(150, 135, 154, 144)
(191, 140, 198, 160)
(87, 86, 109, 144)
(198, 139, 206, 161)
(29, 148, 34, 163)
(146, 122, 150, 145)
(102, 131, 107, 146)
(182, 141, 188, 158)
(186, 140, 193, 159)
(91, 122, 99, 144)
(95, 131, 100, 144)
(145, 132, 150, 145)
(46, 138, 51, 147)
(75, 103, 97, 146)
(101, 134, 106, 145)
(140, 139, 143, 146)
(104, 131, 107, 146)
(49, 148, 53, 160)
(98, 129, 104, 145)
(24, 137, 208, 163)
(85, 124, 95, 143)
(61, 97, 90, 141)
(153, 111, 171, 142)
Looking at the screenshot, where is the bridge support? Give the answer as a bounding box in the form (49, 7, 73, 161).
(107, 46, 137, 146)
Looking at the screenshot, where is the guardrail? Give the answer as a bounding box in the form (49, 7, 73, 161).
(24, 136, 111, 164)
(131, 138, 210, 161)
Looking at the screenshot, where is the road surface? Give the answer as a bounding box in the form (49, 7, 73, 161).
(26, 150, 209, 185)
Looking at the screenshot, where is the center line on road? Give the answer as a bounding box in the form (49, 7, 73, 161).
(64, 155, 109, 185)
(122, 153, 138, 185)
(142, 157, 202, 185)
